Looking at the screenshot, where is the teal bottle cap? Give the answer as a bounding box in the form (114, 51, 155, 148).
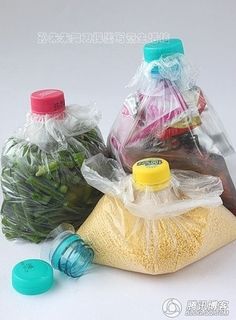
(144, 39, 184, 62)
(12, 259, 54, 295)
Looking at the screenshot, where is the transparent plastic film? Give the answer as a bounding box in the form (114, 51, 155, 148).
(107, 40, 236, 215)
(1, 91, 107, 243)
(21, 103, 102, 152)
(81, 154, 223, 218)
(79, 154, 236, 274)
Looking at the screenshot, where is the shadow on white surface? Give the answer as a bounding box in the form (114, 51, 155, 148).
(0, 229, 235, 319)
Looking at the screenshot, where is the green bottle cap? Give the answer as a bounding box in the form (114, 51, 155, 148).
(12, 259, 54, 295)
(144, 39, 184, 62)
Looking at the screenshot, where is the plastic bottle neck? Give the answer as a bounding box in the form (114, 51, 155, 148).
(133, 179, 171, 192)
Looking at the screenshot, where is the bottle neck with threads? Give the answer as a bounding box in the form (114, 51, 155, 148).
(47, 224, 94, 278)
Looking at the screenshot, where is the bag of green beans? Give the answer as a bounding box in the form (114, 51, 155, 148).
(1, 89, 107, 243)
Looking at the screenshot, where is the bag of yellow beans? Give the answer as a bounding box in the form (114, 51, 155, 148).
(78, 154, 236, 274)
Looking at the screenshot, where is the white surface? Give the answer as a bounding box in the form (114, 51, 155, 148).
(1, 232, 236, 319)
(0, 0, 236, 319)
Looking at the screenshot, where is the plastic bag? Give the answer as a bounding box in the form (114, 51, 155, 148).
(1, 89, 107, 243)
(78, 154, 236, 274)
(107, 39, 236, 215)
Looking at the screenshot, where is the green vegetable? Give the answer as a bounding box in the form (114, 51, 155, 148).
(36, 161, 59, 177)
(1, 129, 106, 243)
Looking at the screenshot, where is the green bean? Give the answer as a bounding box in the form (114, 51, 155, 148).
(1, 130, 106, 243)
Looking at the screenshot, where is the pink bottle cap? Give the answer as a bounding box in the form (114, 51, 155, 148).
(31, 89, 65, 115)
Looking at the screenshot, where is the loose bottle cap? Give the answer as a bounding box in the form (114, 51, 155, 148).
(132, 158, 171, 190)
(12, 259, 54, 295)
(31, 89, 65, 114)
(144, 39, 184, 63)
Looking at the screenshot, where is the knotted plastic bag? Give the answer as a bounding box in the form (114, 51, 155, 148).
(107, 39, 236, 215)
(78, 154, 236, 274)
(1, 90, 107, 243)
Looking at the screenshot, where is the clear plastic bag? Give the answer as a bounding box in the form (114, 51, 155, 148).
(107, 40, 236, 215)
(82, 154, 224, 217)
(78, 154, 236, 274)
(1, 90, 107, 243)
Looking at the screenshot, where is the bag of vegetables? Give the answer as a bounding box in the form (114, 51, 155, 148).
(1, 89, 107, 243)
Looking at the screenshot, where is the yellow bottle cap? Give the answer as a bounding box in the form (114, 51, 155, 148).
(132, 158, 171, 190)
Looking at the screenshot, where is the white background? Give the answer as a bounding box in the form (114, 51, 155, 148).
(0, 0, 236, 319)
